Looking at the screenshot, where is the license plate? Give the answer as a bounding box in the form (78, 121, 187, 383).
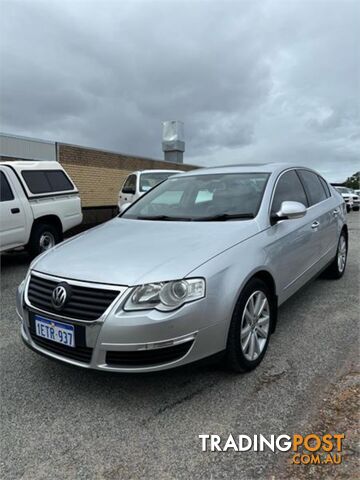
(34, 315, 75, 348)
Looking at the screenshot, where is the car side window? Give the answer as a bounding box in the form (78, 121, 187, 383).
(0, 172, 15, 202)
(271, 170, 308, 214)
(21, 170, 74, 194)
(122, 175, 136, 193)
(297, 170, 327, 206)
(318, 176, 331, 198)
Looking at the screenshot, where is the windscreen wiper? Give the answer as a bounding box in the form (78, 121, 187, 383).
(135, 215, 192, 221)
(194, 213, 255, 221)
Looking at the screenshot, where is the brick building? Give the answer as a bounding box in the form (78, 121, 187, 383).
(0, 133, 195, 224)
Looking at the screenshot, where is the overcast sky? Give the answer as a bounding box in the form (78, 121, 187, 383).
(1, 0, 359, 181)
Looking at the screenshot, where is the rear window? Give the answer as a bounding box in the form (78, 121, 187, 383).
(21, 170, 74, 194)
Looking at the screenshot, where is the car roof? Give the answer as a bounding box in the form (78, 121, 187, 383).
(0, 160, 64, 172)
(176, 163, 306, 177)
(133, 169, 184, 175)
(0, 160, 77, 196)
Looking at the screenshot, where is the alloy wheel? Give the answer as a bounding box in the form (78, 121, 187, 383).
(337, 235, 347, 273)
(39, 232, 55, 252)
(240, 290, 270, 361)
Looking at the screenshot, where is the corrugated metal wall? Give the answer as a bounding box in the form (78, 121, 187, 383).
(0, 133, 56, 161)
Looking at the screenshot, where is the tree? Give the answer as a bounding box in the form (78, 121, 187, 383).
(344, 172, 360, 189)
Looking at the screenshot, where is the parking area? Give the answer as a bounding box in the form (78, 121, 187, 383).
(1, 214, 359, 479)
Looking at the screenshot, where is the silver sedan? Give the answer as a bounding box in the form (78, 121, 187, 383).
(17, 163, 348, 372)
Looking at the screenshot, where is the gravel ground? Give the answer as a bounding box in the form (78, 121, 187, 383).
(1, 214, 359, 480)
(277, 363, 359, 479)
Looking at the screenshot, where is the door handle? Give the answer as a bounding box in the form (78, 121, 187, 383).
(11, 208, 20, 214)
(311, 221, 320, 229)
(332, 209, 339, 216)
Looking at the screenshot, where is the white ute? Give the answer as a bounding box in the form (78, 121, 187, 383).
(118, 169, 184, 210)
(0, 160, 82, 256)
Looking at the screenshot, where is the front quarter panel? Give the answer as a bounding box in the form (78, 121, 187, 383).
(186, 230, 272, 349)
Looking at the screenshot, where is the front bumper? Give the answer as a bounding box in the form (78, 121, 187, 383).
(18, 274, 227, 372)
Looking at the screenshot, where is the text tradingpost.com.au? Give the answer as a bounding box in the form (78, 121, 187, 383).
(199, 434, 345, 465)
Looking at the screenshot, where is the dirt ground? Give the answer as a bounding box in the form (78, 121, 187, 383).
(276, 364, 360, 479)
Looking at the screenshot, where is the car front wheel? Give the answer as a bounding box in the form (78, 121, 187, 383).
(226, 278, 274, 372)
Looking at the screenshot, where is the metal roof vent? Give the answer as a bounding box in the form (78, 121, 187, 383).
(162, 120, 185, 164)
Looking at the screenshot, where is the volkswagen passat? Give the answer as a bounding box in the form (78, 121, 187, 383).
(17, 164, 348, 372)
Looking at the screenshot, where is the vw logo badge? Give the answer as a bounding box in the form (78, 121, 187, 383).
(52, 285, 67, 309)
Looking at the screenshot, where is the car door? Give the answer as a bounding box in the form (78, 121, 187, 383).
(0, 170, 27, 251)
(119, 174, 137, 206)
(297, 169, 338, 265)
(266, 169, 319, 300)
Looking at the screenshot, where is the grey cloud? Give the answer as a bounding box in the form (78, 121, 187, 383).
(0, 0, 359, 181)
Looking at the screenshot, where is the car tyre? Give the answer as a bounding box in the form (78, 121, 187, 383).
(353, 206, 359, 212)
(28, 223, 61, 258)
(323, 231, 348, 279)
(226, 278, 274, 372)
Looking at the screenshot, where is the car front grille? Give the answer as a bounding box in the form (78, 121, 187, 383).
(27, 274, 121, 321)
(28, 313, 93, 363)
(105, 340, 194, 367)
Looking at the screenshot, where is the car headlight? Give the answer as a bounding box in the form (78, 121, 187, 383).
(124, 278, 205, 312)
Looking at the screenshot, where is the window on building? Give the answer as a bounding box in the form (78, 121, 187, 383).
(271, 170, 308, 213)
(21, 170, 74, 194)
(0, 172, 15, 202)
(297, 170, 327, 206)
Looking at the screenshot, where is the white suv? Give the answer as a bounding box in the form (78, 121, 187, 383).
(0, 160, 82, 256)
(335, 186, 359, 212)
(118, 169, 183, 209)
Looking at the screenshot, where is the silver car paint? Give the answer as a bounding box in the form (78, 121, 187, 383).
(18, 163, 346, 372)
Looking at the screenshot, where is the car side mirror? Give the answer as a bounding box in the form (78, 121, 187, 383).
(272, 201, 307, 222)
(119, 203, 131, 214)
(122, 186, 136, 195)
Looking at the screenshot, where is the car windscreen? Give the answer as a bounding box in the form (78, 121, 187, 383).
(139, 172, 178, 192)
(336, 187, 351, 193)
(122, 172, 270, 221)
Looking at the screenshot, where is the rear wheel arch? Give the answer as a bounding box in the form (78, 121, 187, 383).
(27, 215, 63, 257)
(341, 224, 348, 243)
(31, 215, 63, 238)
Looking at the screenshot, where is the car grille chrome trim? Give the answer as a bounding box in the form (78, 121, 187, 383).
(25, 271, 127, 323)
(101, 332, 197, 350)
(105, 339, 194, 367)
